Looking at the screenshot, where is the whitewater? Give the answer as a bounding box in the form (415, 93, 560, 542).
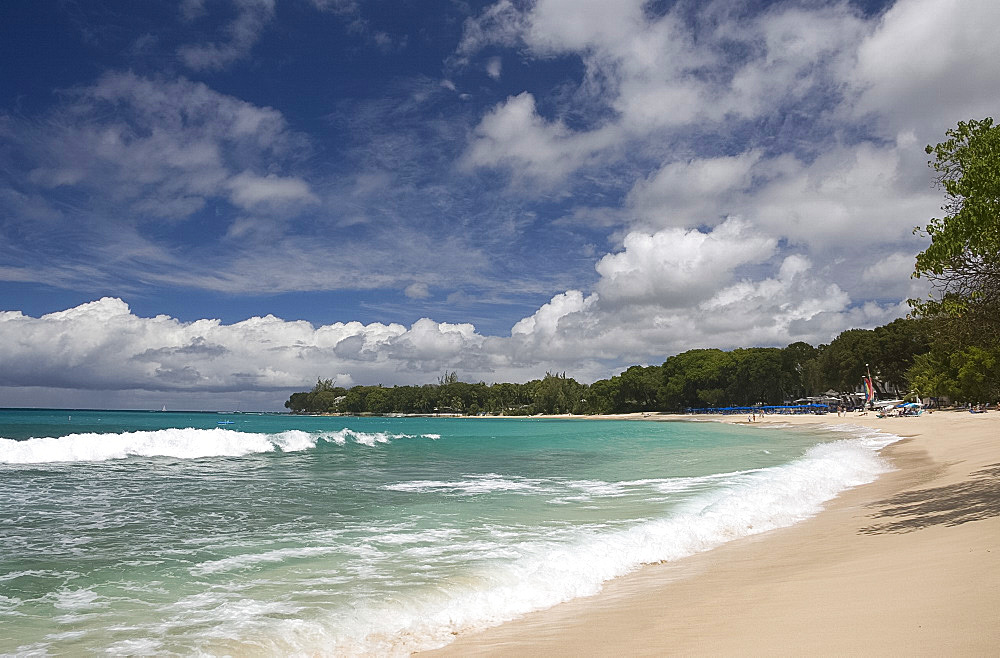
(0, 409, 899, 655)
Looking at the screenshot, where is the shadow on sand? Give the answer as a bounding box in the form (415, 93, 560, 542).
(860, 463, 1000, 534)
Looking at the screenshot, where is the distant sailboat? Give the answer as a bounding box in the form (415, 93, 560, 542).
(160, 405, 167, 412)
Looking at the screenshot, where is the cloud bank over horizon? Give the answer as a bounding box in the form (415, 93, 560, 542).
(2, 0, 998, 409)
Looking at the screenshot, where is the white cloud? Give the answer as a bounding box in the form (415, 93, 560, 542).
(861, 251, 928, 301)
(226, 172, 317, 209)
(456, 0, 528, 60)
(460, 0, 870, 153)
(459, 0, 997, 196)
(0, 297, 408, 394)
(522, 0, 645, 54)
(22, 72, 305, 221)
(0, 216, 907, 408)
(178, 0, 276, 71)
(719, 4, 867, 120)
(620, 135, 939, 303)
(862, 251, 915, 286)
(511, 289, 594, 337)
(404, 283, 431, 299)
(850, 0, 1000, 137)
(594, 219, 776, 308)
(747, 140, 936, 248)
(462, 92, 616, 185)
(627, 152, 763, 227)
(486, 56, 503, 80)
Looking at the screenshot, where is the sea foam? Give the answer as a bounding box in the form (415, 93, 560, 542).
(283, 429, 898, 656)
(0, 428, 434, 464)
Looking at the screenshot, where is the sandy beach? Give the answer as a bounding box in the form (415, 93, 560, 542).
(426, 410, 1000, 656)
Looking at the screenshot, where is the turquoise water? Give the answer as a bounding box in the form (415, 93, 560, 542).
(0, 410, 896, 655)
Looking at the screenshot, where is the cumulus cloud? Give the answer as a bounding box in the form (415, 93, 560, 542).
(462, 92, 616, 185)
(619, 136, 939, 305)
(0, 219, 904, 408)
(511, 290, 594, 339)
(0, 297, 405, 394)
(594, 219, 777, 308)
(626, 152, 763, 228)
(458, 0, 870, 180)
(497, 219, 894, 365)
(458, 0, 1000, 219)
(849, 0, 1000, 137)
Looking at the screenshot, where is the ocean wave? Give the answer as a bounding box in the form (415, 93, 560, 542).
(384, 473, 544, 495)
(0, 428, 437, 464)
(190, 546, 343, 576)
(310, 431, 899, 655)
(384, 470, 759, 502)
(2, 423, 902, 657)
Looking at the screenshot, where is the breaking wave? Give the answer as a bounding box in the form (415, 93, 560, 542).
(0, 428, 436, 464)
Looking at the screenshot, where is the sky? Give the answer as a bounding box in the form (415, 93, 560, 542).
(1, 0, 998, 411)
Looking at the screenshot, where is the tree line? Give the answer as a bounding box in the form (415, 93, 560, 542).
(284, 317, 943, 415)
(285, 118, 999, 415)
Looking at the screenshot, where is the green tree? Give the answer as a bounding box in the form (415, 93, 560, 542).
(952, 346, 1000, 403)
(906, 348, 958, 400)
(618, 365, 663, 411)
(284, 391, 310, 413)
(585, 377, 620, 414)
(311, 390, 342, 412)
(908, 345, 1000, 404)
(780, 341, 820, 400)
(912, 117, 1000, 341)
(660, 349, 732, 410)
(872, 318, 930, 392)
(907, 118, 1000, 403)
(819, 329, 880, 394)
(340, 388, 368, 414)
(531, 372, 585, 414)
(312, 377, 338, 393)
(366, 387, 391, 414)
(726, 348, 783, 405)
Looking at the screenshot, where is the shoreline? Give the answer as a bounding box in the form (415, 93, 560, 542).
(423, 410, 1000, 656)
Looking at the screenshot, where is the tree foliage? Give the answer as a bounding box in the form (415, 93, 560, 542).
(907, 118, 1000, 402)
(912, 117, 1000, 343)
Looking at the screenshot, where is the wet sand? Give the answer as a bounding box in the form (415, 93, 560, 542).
(425, 410, 1000, 656)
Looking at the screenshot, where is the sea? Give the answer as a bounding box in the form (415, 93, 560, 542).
(0, 409, 899, 656)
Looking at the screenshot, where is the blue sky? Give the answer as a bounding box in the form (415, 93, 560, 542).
(2, 0, 998, 410)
